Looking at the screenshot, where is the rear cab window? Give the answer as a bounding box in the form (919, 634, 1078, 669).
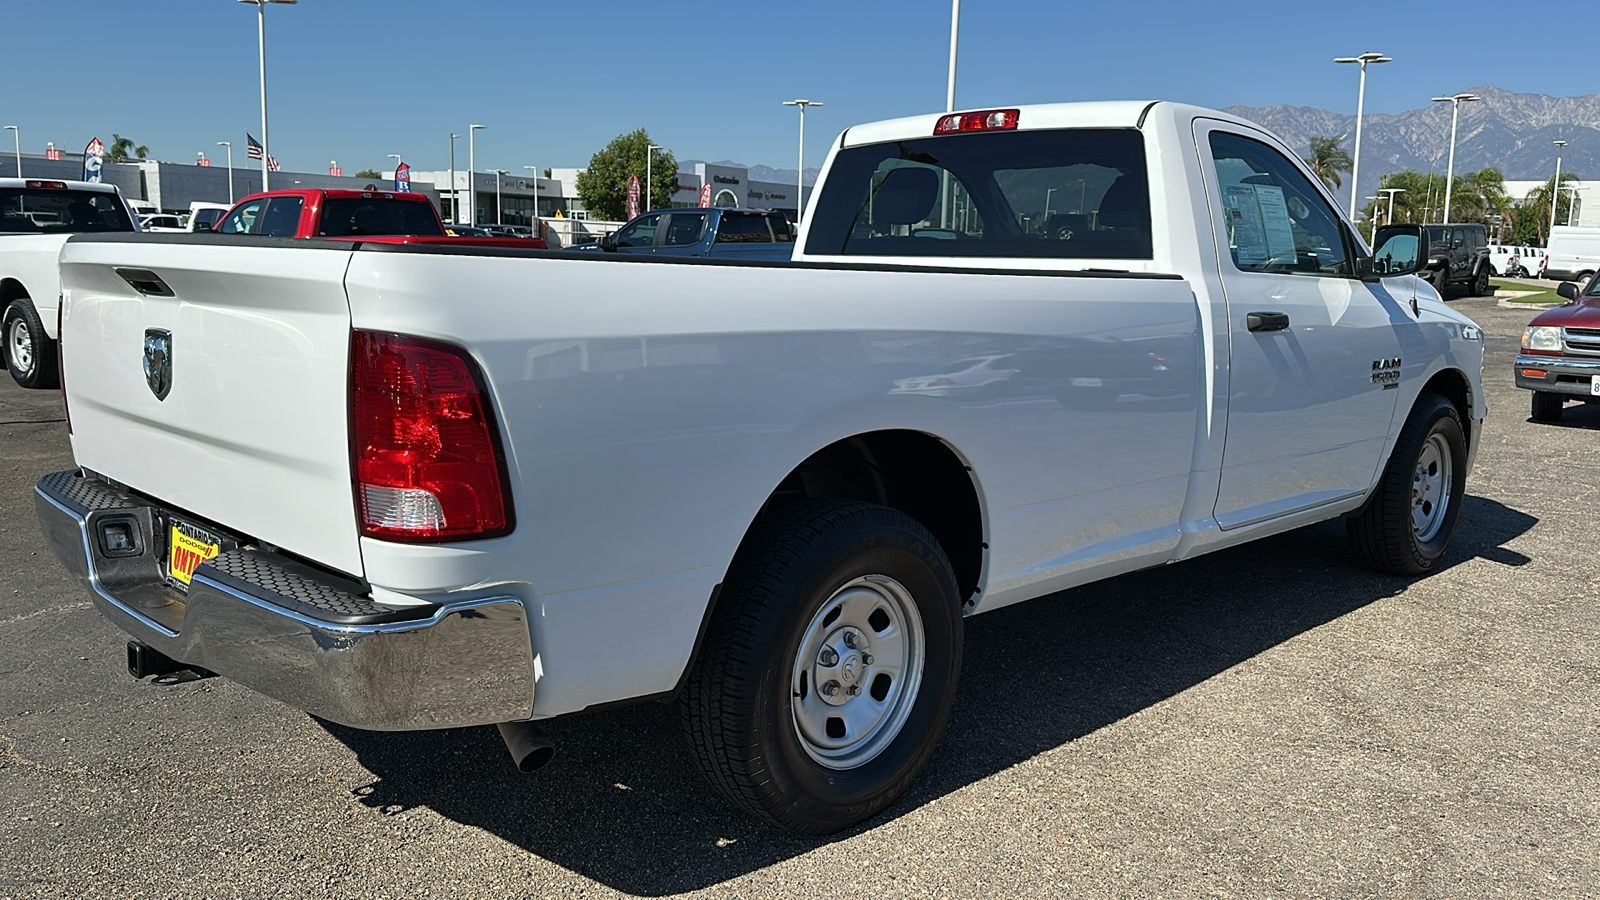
(715, 213, 775, 244)
(0, 187, 135, 234)
(804, 128, 1151, 259)
(318, 197, 445, 237)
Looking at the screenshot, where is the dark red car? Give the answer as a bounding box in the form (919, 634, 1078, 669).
(1515, 274, 1600, 422)
(208, 189, 545, 249)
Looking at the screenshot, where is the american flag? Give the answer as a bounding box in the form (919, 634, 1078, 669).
(245, 133, 281, 172)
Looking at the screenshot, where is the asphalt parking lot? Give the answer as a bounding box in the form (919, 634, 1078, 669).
(2, 293, 1596, 900)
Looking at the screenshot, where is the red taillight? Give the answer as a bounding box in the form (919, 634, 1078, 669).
(934, 109, 1019, 135)
(349, 331, 512, 542)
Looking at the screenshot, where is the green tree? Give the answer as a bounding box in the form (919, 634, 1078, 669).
(106, 134, 148, 162)
(1518, 172, 1581, 244)
(575, 129, 677, 221)
(353, 168, 384, 179)
(1303, 135, 1353, 192)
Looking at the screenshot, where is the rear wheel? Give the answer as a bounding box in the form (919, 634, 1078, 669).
(1531, 391, 1564, 423)
(1472, 265, 1491, 296)
(1348, 395, 1468, 575)
(680, 498, 963, 834)
(3, 299, 57, 390)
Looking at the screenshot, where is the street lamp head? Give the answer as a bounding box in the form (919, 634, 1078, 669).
(1553, 140, 1568, 148)
(470, 124, 486, 132)
(218, 141, 230, 147)
(1335, 52, 1390, 64)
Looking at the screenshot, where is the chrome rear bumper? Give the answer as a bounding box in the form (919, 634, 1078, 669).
(34, 469, 534, 731)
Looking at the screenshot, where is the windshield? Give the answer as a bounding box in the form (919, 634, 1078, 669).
(316, 197, 444, 237)
(0, 188, 135, 234)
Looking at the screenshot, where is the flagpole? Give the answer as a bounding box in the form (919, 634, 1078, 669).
(254, 0, 271, 190)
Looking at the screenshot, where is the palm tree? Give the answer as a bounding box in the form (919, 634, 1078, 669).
(106, 134, 148, 162)
(1303, 135, 1353, 192)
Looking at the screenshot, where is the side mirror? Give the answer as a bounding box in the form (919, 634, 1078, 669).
(599, 233, 616, 251)
(1557, 282, 1580, 301)
(1369, 224, 1428, 278)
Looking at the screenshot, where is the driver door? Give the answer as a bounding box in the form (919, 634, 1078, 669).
(611, 213, 661, 254)
(1195, 121, 1405, 529)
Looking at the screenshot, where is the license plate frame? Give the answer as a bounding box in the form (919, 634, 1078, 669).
(164, 516, 228, 592)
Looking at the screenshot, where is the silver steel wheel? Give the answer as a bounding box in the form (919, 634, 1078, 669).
(1411, 433, 1453, 542)
(7, 316, 32, 375)
(791, 574, 925, 771)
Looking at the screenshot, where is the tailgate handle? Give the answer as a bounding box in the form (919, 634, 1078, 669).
(115, 268, 174, 297)
(1246, 311, 1290, 332)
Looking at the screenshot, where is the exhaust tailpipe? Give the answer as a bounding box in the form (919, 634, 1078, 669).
(497, 721, 555, 772)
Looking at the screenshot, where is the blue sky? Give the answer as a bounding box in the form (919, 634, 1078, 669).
(4, 0, 1594, 176)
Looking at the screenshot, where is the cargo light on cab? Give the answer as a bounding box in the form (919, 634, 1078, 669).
(934, 109, 1020, 135)
(349, 331, 513, 542)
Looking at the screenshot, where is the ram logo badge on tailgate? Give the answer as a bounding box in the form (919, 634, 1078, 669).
(143, 328, 172, 400)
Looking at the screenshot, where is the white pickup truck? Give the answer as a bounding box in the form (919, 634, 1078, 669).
(35, 102, 1485, 835)
(2, 177, 141, 387)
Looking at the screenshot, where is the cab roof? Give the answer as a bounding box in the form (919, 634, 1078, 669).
(0, 177, 122, 193)
(838, 101, 1264, 147)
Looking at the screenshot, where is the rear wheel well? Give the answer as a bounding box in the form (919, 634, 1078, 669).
(762, 431, 984, 603)
(0, 278, 29, 304)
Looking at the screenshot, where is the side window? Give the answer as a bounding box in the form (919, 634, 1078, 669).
(1208, 131, 1352, 277)
(1452, 228, 1465, 250)
(770, 216, 794, 242)
(257, 197, 304, 237)
(217, 199, 266, 234)
(661, 212, 707, 247)
(614, 213, 660, 248)
(715, 213, 774, 243)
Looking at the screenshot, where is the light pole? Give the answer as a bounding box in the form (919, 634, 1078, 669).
(468, 124, 486, 225)
(1334, 52, 1390, 215)
(1550, 139, 1567, 234)
(1381, 187, 1406, 225)
(1044, 187, 1058, 221)
(448, 133, 459, 223)
(1365, 195, 1381, 243)
(218, 141, 234, 201)
(1431, 92, 1480, 224)
(783, 100, 822, 223)
(239, 0, 296, 192)
(4, 125, 19, 177)
(947, 0, 960, 112)
(523, 165, 540, 232)
(387, 153, 402, 189)
(646, 144, 660, 213)
(494, 170, 508, 224)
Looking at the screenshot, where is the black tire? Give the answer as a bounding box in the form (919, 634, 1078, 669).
(1348, 394, 1468, 575)
(1471, 264, 1491, 297)
(1531, 391, 1564, 423)
(680, 498, 963, 835)
(3, 299, 58, 390)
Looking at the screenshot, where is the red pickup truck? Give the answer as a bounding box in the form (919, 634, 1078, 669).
(208, 189, 544, 248)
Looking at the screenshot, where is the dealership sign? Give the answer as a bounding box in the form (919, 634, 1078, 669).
(82, 138, 104, 183)
(395, 161, 412, 193)
(627, 175, 641, 219)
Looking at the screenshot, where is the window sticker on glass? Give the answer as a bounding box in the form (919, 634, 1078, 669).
(1223, 183, 1296, 267)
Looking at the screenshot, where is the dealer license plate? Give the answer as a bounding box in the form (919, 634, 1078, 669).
(166, 519, 222, 590)
(1592, 375, 1600, 397)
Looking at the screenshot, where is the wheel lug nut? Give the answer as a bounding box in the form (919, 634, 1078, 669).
(847, 684, 861, 696)
(862, 653, 874, 665)
(842, 631, 858, 648)
(820, 680, 840, 697)
(818, 647, 839, 666)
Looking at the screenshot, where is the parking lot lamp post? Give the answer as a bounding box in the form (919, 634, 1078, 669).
(1334, 53, 1390, 215)
(646, 144, 660, 213)
(217, 142, 234, 202)
(1365, 195, 1380, 243)
(947, 0, 960, 112)
(468, 124, 486, 225)
(523, 165, 539, 232)
(448, 133, 459, 223)
(783, 100, 822, 223)
(239, 0, 296, 192)
(1431, 92, 1480, 224)
(494, 170, 509, 225)
(1381, 187, 1405, 226)
(4, 126, 19, 177)
(1550, 140, 1567, 233)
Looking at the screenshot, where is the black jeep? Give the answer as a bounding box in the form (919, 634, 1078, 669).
(1423, 223, 1491, 295)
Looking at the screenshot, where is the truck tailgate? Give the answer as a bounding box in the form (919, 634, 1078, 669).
(57, 238, 364, 578)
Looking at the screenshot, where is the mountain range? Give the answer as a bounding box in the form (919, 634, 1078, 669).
(1224, 86, 1600, 208)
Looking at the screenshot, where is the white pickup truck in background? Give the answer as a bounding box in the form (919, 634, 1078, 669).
(1, 178, 141, 387)
(36, 101, 1485, 835)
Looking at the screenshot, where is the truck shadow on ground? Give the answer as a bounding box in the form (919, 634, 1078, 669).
(322, 494, 1535, 896)
(1528, 401, 1600, 430)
